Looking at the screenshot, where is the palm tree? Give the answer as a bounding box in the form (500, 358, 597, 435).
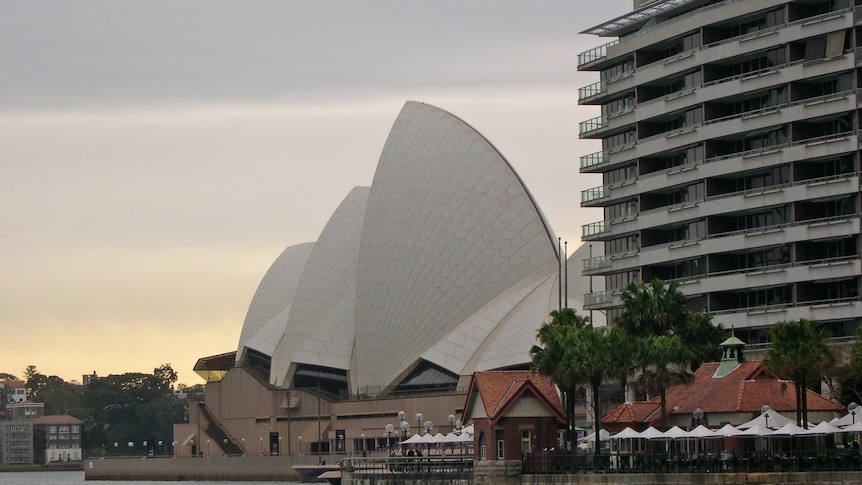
(618, 279, 688, 338)
(619, 279, 723, 371)
(530, 309, 590, 446)
(565, 324, 630, 449)
(634, 335, 693, 429)
(763, 319, 835, 428)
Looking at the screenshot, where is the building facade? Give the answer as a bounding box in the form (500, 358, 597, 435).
(0, 421, 34, 464)
(578, 0, 861, 344)
(33, 415, 83, 463)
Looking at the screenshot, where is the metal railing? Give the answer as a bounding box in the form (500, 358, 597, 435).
(580, 151, 605, 170)
(579, 116, 607, 136)
(577, 40, 619, 67)
(344, 455, 473, 477)
(579, 81, 606, 101)
(582, 221, 607, 239)
(581, 186, 606, 204)
(524, 449, 862, 475)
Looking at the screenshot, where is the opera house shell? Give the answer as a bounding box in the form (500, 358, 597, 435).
(234, 101, 566, 398)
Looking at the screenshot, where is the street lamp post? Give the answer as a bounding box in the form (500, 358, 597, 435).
(400, 421, 410, 442)
(415, 413, 423, 435)
(385, 424, 394, 451)
(849, 402, 859, 424)
(298, 436, 302, 455)
(361, 433, 365, 456)
(448, 414, 456, 431)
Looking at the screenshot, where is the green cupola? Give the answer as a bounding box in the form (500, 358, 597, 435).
(714, 330, 746, 378)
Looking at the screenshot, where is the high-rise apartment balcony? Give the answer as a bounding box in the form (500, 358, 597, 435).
(581, 221, 608, 240)
(578, 81, 606, 103)
(577, 40, 618, 69)
(579, 151, 605, 171)
(580, 186, 606, 205)
(579, 116, 608, 136)
(582, 255, 612, 275)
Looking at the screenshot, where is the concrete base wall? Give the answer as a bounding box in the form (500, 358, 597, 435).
(520, 472, 862, 485)
(84, 454, 319, 481)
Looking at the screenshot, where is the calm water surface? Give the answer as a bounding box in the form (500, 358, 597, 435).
(3, 471, 301, 484)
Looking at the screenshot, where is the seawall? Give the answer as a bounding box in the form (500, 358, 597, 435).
(85, 455, 319, 481)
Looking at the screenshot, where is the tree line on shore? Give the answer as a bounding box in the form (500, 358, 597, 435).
(0, 363, 204, 457)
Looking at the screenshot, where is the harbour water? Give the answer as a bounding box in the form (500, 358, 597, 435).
(3, 470, 301, 485)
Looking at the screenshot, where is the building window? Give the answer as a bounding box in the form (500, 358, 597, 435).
(496, 439, 505, 460)
(520, 430, 532, 454)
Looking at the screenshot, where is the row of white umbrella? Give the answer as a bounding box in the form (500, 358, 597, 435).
(399, 425, 474, 445)
(608, 418, 862, 441)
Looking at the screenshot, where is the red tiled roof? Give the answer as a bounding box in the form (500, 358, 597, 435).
(601, 402, 660, 430)
(603, 360, 844, 427)
(0, 380, 25, 388)
(464, 370, 565, 424)
(33, 415, 82, 425)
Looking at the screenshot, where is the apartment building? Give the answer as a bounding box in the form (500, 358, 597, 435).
(578, 0, 861, 344)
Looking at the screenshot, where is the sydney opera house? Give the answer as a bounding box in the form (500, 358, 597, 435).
(173, 101, 595, 457)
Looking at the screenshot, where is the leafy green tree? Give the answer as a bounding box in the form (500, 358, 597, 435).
(26, 373, 82, 415)
(635, 334, 693, 429)
(763, 319, 834, 428)
(834, 327, 862, 405)
(0, 372, 18, 380)
(80, 363, 184, 456)
(531, 309, 590, 446)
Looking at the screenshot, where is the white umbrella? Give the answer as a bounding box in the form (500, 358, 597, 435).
(736, 423, 772, 437)
(830, 413, 857, 428)
(688, 425, 722, 439)
(639, 427, 665, 440)
(841, 421, 862, 433)
(716, 423, 743, 437)
(611, 427, 642, 440)
(769, 422, 806, 437)
(660, 426, 690, 440)
(798, 421, 843, 436)
(738, 409, 793, 430)
(400, 434, 422, 444)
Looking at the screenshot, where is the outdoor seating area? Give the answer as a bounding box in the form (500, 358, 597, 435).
(523, 410, 862, 475)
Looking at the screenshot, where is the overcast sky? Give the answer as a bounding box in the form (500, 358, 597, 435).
(0, 0, 632, 385)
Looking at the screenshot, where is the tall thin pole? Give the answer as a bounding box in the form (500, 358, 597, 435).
(564, 240, 568, 308)
(589, 244, 594, 325)
(317, 383, 322, 463)
(558, 237, 562, 311)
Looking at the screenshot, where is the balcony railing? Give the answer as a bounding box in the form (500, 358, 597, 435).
(581, 186, 606, 204)
(582, 221, 608, 239)
(579, 116, 607, 136)
(580, 151, 605, 170)
(583, 255, 612, 273)
(577, 40, 618, 68)
(578, 81, 605, 101)
(584, 291, 613, 307)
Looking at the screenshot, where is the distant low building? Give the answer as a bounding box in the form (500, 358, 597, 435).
(5, 401, 44, 421)
(0, 421, 34, 464)
(1, 380, 27, 403)
(34, 415, 83, 463)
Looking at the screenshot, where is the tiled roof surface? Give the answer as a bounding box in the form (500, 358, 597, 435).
(469, 370, 564, 422)
(33, 415, 82, 425)
(0, 380, 25, 389)
(601, 402, 660, 428)
(604, 360, 843, 426)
